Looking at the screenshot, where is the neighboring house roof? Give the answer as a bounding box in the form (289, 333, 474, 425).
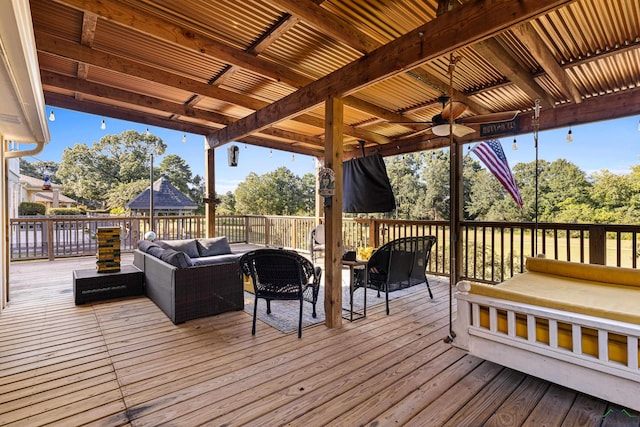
(126, 177, 197, 210)
(33, 192, 77, 205)
(19, 174, 63, 191)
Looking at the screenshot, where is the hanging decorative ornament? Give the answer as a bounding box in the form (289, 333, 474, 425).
(227, 144, 239, 166)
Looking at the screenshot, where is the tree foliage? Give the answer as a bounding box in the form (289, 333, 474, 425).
(234, 167, 313, 215)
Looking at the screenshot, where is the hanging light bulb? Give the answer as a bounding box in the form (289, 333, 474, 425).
(637, 119, 640, 132)
(100, 119, 106, 130)
(182, 134, 187, 143)
(566, 127, 573, 142)
(512, 138, 518, 150)
(291, 154, 295, 162)
(48, 110, 55, 121)
(146, 128, 150, 135)
(269, 149, 273, 158)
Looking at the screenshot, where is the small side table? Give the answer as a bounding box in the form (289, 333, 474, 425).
(73, 264, 143, 305)
(342, 260, 368, 321)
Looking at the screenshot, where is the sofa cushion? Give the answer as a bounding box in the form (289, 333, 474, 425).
(138, 240, 161, 253)
(147, 245, 166, 259)
(189, 253, 241, 266)
(157, 239, 200, 258)
(197, 237, 232, 257)
(159, 248, 192, 268)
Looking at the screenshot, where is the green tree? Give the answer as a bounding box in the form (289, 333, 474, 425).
(234, 167, 313, 215)
(19, 159, 60, 183)
(386, 154, 426, 219)
(105, 180, 149, 212)
(56, 130, 166, 208)
(421, 150, 451, 220)
(217, 191, 236, 215)
(157, 154, 192, 195)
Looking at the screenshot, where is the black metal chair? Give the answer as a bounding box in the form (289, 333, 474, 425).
(239, 249, 321, 338)
(355, 236, 436, 315)
(308, 224, 325, 263)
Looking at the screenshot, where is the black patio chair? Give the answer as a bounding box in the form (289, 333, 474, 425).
(239, 249, 321, 338)
(355, 236, 436, 315)
(308, 224, 325, 263)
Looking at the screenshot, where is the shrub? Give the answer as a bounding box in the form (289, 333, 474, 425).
(47, 207, 84, 216)
(18, 202, 46, 216)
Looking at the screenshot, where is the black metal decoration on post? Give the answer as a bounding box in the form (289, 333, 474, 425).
(228, 144, 239, 167)
(318, 167, 335, 208)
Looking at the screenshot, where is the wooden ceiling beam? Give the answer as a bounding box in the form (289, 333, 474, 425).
(44, 91, 217, 136)
(473, 38, 556, 108)
(37, 34, 387, 141)
(405, 68, 491, 115)
(208, 0, 575, 146)
(41, 71, 237, 125)
(53, 0, 311, 88)
(267, 0, 380, 53)
(512, 22, 582, 104)
(359, 87, 640, 160)
(55, 0, 429, 128)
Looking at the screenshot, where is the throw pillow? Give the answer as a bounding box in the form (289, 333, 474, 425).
(147, 246, 165, 259)
(159, 249, 192, 268)
(197, 236, 231, 257)
(157, 239, 200, 258)
(137, 240, 160, 253)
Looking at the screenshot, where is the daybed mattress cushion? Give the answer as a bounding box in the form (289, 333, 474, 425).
(470, 259, 640, 325)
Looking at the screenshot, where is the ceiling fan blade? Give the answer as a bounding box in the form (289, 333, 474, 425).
(458, 110, 519, 124)
(440, 101, 467, 121)
(398, 126, 434, 139)
(452, 124, 476, 137)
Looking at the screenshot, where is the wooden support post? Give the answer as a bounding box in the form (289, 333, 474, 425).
(205, 146, 216, 237)
(324, 97, 344, 329)
(589, 225, 606, 265)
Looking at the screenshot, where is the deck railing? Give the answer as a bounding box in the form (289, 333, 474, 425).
(10, 215, 640, 284)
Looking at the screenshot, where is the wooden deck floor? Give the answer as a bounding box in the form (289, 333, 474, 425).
(1, 255, 637, 426)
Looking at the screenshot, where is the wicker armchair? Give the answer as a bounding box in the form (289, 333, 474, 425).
(240, 249, 321, 338)
(355, 236, 436, 315)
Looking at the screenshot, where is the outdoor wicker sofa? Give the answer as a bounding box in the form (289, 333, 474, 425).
(453, 257, 640, 410)
(133, 237, 249, 324)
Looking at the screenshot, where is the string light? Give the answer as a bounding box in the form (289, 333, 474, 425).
(182, 134, 187, 143)
(146, 128, 150, 135)
(48, 110, 55, 121)
(269, 150, 273, 158)
(512, 138, 518, 150)
(566, 127, 573, 142)
(291, 154, 295, 162)
(100, 119, 106, 130)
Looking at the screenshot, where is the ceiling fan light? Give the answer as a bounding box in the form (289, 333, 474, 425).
(431, 124, 450, 136)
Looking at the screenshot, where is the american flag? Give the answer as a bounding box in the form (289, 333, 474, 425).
(470, 140, 523, 209)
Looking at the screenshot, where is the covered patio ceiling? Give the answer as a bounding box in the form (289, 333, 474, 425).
(33, 0, 640, 160)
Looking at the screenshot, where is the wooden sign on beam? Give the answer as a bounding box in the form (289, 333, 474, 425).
(480, 117, 520, 138)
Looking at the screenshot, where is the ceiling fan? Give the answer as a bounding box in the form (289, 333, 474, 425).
(391, 95, 520, 138)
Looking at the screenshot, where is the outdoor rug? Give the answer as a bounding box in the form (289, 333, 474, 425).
(243, 278, 431, 334)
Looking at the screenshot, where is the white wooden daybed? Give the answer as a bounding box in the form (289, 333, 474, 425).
(453, 257, 640, 410)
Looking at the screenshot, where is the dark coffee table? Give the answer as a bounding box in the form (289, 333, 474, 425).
(73, 264, 143, 305)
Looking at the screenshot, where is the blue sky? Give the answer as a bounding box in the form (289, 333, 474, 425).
(26, 107, 640, 193)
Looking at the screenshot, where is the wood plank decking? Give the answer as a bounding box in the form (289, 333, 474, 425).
(1, 255, 637, 426)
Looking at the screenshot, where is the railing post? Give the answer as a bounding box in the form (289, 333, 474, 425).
(370, 219, 380, 248)
(244, 216, 250, 244)
(293, 218, 298, 250)
(47, 218, 54, 261)
(264, 217, 270, 246)
(589, 225, 606, 265)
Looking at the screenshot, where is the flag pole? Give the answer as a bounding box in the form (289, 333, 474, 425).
(532, 99, 541, 256)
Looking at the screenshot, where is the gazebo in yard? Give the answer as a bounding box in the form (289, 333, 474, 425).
(126, 177, 197, 217)
(1, 0, 640, 423)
